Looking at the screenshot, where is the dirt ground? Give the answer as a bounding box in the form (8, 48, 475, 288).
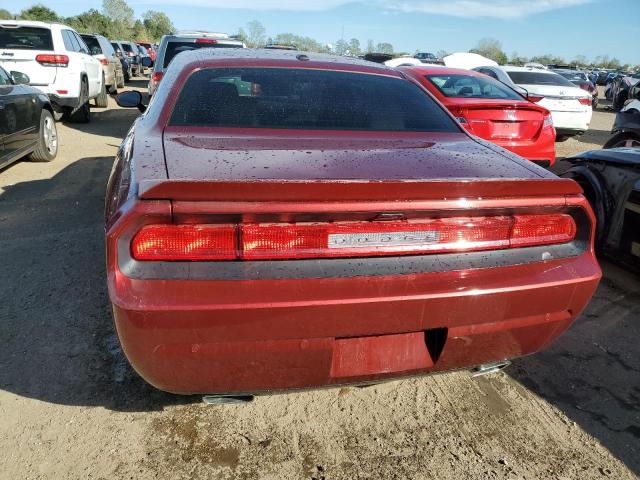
(0, 82, 638, 480)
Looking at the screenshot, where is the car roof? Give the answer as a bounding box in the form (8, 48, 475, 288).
(0, 20, 67, 29)
(166, 48, 401, 75)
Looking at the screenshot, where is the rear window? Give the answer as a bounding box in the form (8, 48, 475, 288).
(121, 43, 134, 53)
(507, 71, 575, 88)
(0, 26, 53, 50)
(169, 67, 459, 132)
(81, 35, 102, 56)
(555, 71, 587, 83)
(163, 41, 243, 68)
(426, 74, 523, 100)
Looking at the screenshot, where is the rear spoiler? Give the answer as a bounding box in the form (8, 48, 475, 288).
(138, 178, 582, 202)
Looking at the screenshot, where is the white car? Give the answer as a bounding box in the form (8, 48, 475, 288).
(501, 66, 592, 141)
(0, 20, 104, 122)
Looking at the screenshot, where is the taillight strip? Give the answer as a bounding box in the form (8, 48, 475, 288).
(131, 214, 576, 261)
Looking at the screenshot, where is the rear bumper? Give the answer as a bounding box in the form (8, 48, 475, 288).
(110, 250, 600, 394)
(495, 128, 556, 166)
(549, 110, 591, 133)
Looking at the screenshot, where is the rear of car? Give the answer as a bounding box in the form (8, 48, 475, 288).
(107, 51, 600, 395)
(504, 67, 592, 140)
(553, 69, 598, 108)
(403, 67, 555, 167)
(148, 32, 245, 97)
(118, 41, 140, 76)
(0, 21, 102, 118)
(80, 33, 119, 93)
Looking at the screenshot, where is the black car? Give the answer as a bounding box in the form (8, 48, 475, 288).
(0, 66, 58, 169)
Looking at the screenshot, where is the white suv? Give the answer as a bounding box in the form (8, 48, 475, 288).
(0, 20, 104, 122)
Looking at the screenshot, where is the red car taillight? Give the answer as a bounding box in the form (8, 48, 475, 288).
(130, 214, 576, 261)
(99, 57, 109, 65)
(151, 71, 164, 84)
(36, 54, 69, 67)
(527, 95, 544, 103)
(578, 97, 591, 106)
(542, 114, 553, 128)
(195, 38, 218, 44)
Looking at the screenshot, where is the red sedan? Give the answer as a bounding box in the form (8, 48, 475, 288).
(108, 50, 600, 396)
(401, 66, 556, 167)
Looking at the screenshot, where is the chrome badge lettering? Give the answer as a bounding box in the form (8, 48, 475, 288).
(328, 231, 440, 248)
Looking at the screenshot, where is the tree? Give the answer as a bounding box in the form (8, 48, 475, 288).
(470, 38, 507, 64)
(19, 4, 59, 22)
(103, 0, 134, 38)
(334, 38, 348, 55)
(347, 38, 361, 56)
(245, 20, 266, 47)
(132, 19, 149, 41)
(66, 9, 114, 37)
(366, 39, 374, 54)
(571, 55, 588, 67)
(143, 10, 174, 42)
(236, 27, 247, 44)
(509, 51, 528, 66)
(0, 9, 13, 20)
(376, 42, 393, 55)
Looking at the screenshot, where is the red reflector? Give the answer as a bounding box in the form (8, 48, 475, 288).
(131, 215, 576, 261)
(99, 57, 109, 65)
(131, 224, 237, 260)
(56, 90, 68, 94)
(195, 38, 218, 44)
(36, 54, 69, 66)
(528, 95, 544, 103)
(578, 97, 591, 106)
(151, 71, 163, 83)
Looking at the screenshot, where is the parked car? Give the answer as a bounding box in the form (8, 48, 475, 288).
(109, 49, 600, 396)
(110, 41, 132, 82)
(472, 65, 528, 96)
(80, 33, 124, 101)
(414, 52, 443, 65)
(609, 75, 640, 111)
(136, 44, 151, 75)
(552, 69, 598, 108)
(117, 40, 141, 76)
(596, 70, 610, 85)
(0, 20, 103, 122)
(137, 41, 156, 64)
(561, 148, 640, 271)
(402, 66, 556, 167)
(603, 100, 640, 148)
(0, 66, 57, 169)
(148, 31, 245, 97)
(501, 66, 592, 141)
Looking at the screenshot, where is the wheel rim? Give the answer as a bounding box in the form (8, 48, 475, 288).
(43, 115, 58, 154)
(614, 138, 640, 148)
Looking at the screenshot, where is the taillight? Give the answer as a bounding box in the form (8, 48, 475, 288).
(99, 57, 109, 65)
(542, 114, 553, 128)
(195, 38, 218, 44)
(130, 214, 576, 261)
(528, 95, 544, 103)
(151, 71, 163, 83)
(578, 97, 591, 106)
(36, 54, 69, 67)
(449, 108, 469, 127)
(131, 224, 237, 260)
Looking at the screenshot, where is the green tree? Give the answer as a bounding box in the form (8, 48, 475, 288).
(132, 19, 149, 41)
(103, 0, 133, 38)
(334, 38, 348, 55)
(366, 39, 374, 54)
(347, 38, 361, 56)
(19, 4, 59, 22)
(509, 51, 528, 66)
(470, 38, 507, 64)
(66, 9, 114, 36)
(245, 20, 266, 47)
(143, 10, 174, 42)
(0, 8, 13, 20)
(376, 42, 393, 55)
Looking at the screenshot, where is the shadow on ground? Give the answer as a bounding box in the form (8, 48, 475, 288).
(0, 153, 198, 412)
(510, 263, 640, 475)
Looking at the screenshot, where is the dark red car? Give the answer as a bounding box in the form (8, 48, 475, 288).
(401, 66, 556, 168)
(107, 50, 600, 396)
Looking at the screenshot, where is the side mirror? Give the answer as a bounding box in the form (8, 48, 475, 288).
(116, 90, 146, 113)
(10, 71, 30, 85)
(141, 57, 153, 67)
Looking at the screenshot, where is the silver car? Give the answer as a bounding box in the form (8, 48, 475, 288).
(80, 33, 124, 100)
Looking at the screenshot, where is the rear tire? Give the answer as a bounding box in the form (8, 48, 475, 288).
(29, 110, 58, 162)
(95, 75, 108, 107)
(603, 132, 640, 149)
(69, 79, 91, 123)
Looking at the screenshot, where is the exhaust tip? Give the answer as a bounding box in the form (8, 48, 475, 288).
(202, 395, 254, 405)
(470, 360, 511, 378)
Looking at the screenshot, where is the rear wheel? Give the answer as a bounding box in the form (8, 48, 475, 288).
(95, 75, 108, 107)
(29, 110, 58, 162)
(69, 79, 90, 123)
(603, 132, 640, 149)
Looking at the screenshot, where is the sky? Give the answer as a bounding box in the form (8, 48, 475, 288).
(7, 0, 640, 64)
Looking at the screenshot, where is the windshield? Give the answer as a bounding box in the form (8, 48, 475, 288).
(0, 26, 53, 50)
(507, 71, 575, 87)
(163, 41, 243, 68)
(170, 67, 459, 132)
(426, 74, 523, 100)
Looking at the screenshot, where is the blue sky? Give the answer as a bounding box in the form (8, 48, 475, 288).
(9, 0, 640, 64)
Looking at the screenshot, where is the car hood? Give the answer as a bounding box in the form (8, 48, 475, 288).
(161, 129, 546, 182)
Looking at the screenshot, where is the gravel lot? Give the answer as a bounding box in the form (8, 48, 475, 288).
(0, 83, 638, 480)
